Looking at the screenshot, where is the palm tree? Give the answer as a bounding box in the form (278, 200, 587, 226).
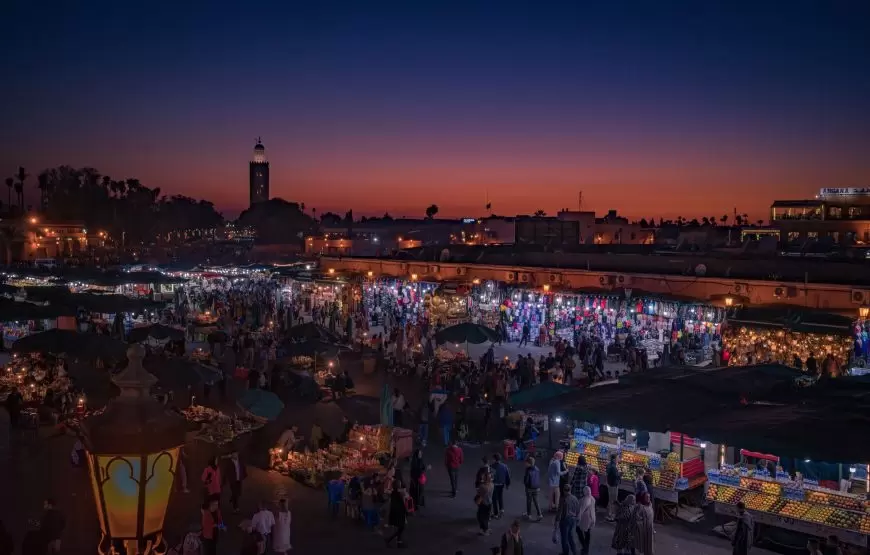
(701, 217, 710, 226)
(13, 182, 23, 213)
(735, 215, 744, 226)
(15, 166, 27, 212)
(533, 209, 546, 217)
(4, 178, 12, 212)
(37, 171, 49, 210)
(720, 215, 728, 226)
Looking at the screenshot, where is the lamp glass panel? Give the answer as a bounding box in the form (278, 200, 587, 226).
(86, 454, 106, 534)
(98, 455, 142, 539)
(142, 448, 179, 536)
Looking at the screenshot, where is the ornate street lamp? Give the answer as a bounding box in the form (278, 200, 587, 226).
(81, 344, 188, 555)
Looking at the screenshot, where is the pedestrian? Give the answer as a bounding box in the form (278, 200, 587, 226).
(0, 520, 13, 555)
(385, 480, 409, 548)
(824, 535, 844, 555)
(200, 498, 223, 555)
(201, 456, 222, 501)
(272, 499, 292, 555)
(500, 519, 524, 555)
(222, 451, 247, 513)
(180, 523, 202, 555)
(444, 439, 464, 498)
(491, 453, 511, 519)
(732, 501, 754, 555)
(576, 486, 596, 555)
(634, 492, 654, 554)
(605, 454, 622, 521)
(476, 456, 493, 488)
(611, 494, 636, 555)
(548, 452, 568, 511)
(250, 501, 275, 551)
(40, 498, 65, 555)
(587, 469, 600, 505)
(409, 448, 428, 509)
(476, 472, 494, 536)
(418, 401, 430, 447)
(176, 446, 190, 494)
(554, 484, 580, 555)
(20, 519, 44, 555)
(522, 456, 543, 521)
(438, 402, 454, 445)
(391, 388, 406, 426)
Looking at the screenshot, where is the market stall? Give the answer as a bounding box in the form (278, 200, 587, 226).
(270, 424, 395, 487)
(707, 461, 870, 547)
(566, 428, 706, 507)
(182, 405, 264, 446)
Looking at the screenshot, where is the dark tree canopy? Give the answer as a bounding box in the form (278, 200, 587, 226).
(235, 198, 316, 244)
(37, 165, 222, 245)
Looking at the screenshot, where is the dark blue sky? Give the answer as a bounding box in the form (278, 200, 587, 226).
(2, 0, 868, 219)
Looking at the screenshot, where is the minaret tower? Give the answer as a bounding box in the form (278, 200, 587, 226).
(249, 137, 270, 206)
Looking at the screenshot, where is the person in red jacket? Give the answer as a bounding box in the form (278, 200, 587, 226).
(444, 439, 464, 498)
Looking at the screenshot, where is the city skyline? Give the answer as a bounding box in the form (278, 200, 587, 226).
(1, 1, 868, 221)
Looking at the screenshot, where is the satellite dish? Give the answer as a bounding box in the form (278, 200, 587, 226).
(694, 264, 707, 276)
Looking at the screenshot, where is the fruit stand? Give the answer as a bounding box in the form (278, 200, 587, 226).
(707, 465, 870, 547)
(567, 433, 706, 505)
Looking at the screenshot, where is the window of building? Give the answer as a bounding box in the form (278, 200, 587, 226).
(807, 231, 819, 239)
(831, 231, 840, 242)
(828, 206, 842, 219)
(787, 232, 800, 242)
(849, 206, 863, 218)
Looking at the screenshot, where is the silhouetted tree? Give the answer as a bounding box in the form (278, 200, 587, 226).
(14, 167, 27, 212)
(4, 178, 12, 211)
(425, 204, 439, 219)
(639, 218, 649, 227)
(720, 215, 728, 226)
(534, 209, 546, 217)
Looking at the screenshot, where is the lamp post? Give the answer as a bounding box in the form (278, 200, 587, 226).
(81, 344, 188, 555)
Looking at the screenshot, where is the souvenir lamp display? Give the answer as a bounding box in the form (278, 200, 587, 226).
(182, 405, 264, 446)
(567, 429, 706, 502)
(270, 425, 392, 488)
(723, 327, 852, 369)
(707, 463, 870, 547)
(0, 355, 71, 403)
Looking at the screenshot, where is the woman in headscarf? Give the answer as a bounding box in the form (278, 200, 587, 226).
(611, 494, 636, 555)
(634, 492, 655, 555)
(575, 486, 596, 555)
(409, 447, 427, 508)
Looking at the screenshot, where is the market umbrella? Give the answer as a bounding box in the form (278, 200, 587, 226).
(282, 339, 342, 358)
(510, 381, 574, 407)
(127, 323, 185, 343)
(237, 389, 284, 421)
(380, 383, 393, 426)
(11, 330, 127, 360)
(434, 322, 499, 345)
(144, 355, 222, 388)
(286, 322, 342, 343)
(207, 330, 229, 344)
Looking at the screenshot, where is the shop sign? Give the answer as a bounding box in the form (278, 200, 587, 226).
(820, 187, 870, 196)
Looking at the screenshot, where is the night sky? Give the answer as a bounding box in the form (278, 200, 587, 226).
(2, 1, 868, 220)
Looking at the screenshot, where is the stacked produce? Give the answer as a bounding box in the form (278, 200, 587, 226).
(708, 475, 870, 536)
